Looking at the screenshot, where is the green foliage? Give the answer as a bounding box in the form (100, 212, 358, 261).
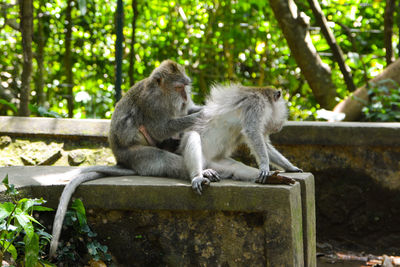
(0, 175, 55, 267)
(0, 99, 18, 115)
(0, 0, 395, 121)
(56, 198, 112, 264)
(29, 104, 63, 118)
(362, 79, 400, 122)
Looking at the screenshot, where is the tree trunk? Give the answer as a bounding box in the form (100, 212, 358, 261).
(34, 0, 45, 106)
(115, 0, 124, 102)
(19, 0, 33, 116)
(269, 0, 337, 109)
(333, 58, 400, 120)
(128, 0, 138, 87)
(196, 2, 221, 100)
(307, 0, 356, 92)
(65, 0, 74, 117)
(384, 0, 396, 65)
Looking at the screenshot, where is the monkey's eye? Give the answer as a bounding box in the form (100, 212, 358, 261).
(175, 85, 185, 91)
(175, 84, 187, 101)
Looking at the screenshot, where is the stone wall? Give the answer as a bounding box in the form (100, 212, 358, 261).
(0, 166, 315, 266)
(273, 122, 400, 254)
(1, 116, 399, 254)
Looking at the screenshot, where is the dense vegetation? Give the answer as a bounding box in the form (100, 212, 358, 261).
(0, 0, 399, 121)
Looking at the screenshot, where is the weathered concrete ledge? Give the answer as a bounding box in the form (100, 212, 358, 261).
(276, 121, 400, 146)
(0, 166, 315, 267)
(1, 116, 399, 146)
(0, 116, 109, 140)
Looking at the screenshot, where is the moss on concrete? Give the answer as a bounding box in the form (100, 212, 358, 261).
(0, 136, 115, 167)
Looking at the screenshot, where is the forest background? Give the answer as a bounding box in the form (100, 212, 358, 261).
(0, 0, 399, 122)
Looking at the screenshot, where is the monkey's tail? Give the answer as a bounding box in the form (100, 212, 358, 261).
(49, 166, 136, 258)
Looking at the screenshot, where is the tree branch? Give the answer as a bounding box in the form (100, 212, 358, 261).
(307, 0, 356, 92)
(384, 0, 396, 65)
(269, 0, 337, 109)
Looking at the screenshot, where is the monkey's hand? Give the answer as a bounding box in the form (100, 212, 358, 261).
(287, 166, 303, 173)
(257, 169, 273, 184)
(202, 169, 220, 182)
(191, 176, 210, 195)
(256, 171, 296, 185)
(188, 106, 203, 114)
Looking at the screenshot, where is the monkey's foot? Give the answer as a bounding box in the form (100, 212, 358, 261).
(256, 171, 296, 185)
(191, 176, 210, 195)
(202, 169, 220, 182)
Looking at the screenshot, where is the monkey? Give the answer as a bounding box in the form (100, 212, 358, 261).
(179, 83, 302, 186)
(49, 60, 219, 258)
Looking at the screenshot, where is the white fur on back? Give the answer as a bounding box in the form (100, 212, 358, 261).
(198, 84, 288, 160)
(204, 84, 288, 130)
(204, 84, 244, 117)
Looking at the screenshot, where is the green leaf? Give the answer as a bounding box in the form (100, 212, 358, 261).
(15, 212, 34, 236)
(3, 178, 18, 197)
(87, 242, 97, 256)
(71, 199, 87, 227)
(0, 202, 14, 221)
(2, 175, 9, 186)
(99, 244, 108, 253)
(20, 198, 51, 212)
(25, 214, 43, 227)
(37, 259, 57, 267)
(0, 99, 17, 113)
(1, 240, 18, 260)
(31, 206, 53, 212)
(24, 232, 39, 267)
(36, 228, 52, 242)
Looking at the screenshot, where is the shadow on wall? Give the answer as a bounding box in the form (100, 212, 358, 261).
(314, 168, 400, 255)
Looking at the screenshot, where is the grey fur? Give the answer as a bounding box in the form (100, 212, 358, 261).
(49, 60, 212, 258)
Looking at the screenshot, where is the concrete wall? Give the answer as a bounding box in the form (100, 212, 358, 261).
(1, 116, 399, 254)
(0, 166, 315, 266)
(272, 122, 400, 254)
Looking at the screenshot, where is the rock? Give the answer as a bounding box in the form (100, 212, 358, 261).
(20, 155, 36, 166)
(68, 150, 87, 166)
(383, 255, 395, 267)
(38, 150, 62, 166)
(88, 259, 107, 267)
(0, 136, 11, 148)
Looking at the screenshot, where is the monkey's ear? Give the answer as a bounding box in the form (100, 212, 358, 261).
(168, 61, 179, 73)
(274, 90, 281, 101)
(152, 72, 163, 85)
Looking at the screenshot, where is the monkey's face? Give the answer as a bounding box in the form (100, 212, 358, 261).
(162, 76, 192, 114)
(166, 67, 191, 102)
(151, 60, 192, 113)
(174, 83, 188, 101)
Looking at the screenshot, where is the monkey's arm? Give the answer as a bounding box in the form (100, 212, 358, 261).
(243, 127, 271, 183)
(187, 104, 203, 114)
(151, 112, 202, 140)
(265, 138, 303, 172)
(241, 105, 272, 183)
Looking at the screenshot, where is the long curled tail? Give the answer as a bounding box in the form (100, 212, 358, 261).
(49, 166, 136, 258)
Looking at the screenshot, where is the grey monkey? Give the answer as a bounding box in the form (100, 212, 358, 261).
(49, 60, 218, 257)
(180, 84, 302, 185)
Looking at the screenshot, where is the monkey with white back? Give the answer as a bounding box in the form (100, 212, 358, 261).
(180, 84, 302, 184)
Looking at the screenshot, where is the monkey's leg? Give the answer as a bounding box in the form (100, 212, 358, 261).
(209, 158, 259, 182)
(181, 131, 220, 181)
(117, 145, 189, 178)
(180, 131, 220, 194)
